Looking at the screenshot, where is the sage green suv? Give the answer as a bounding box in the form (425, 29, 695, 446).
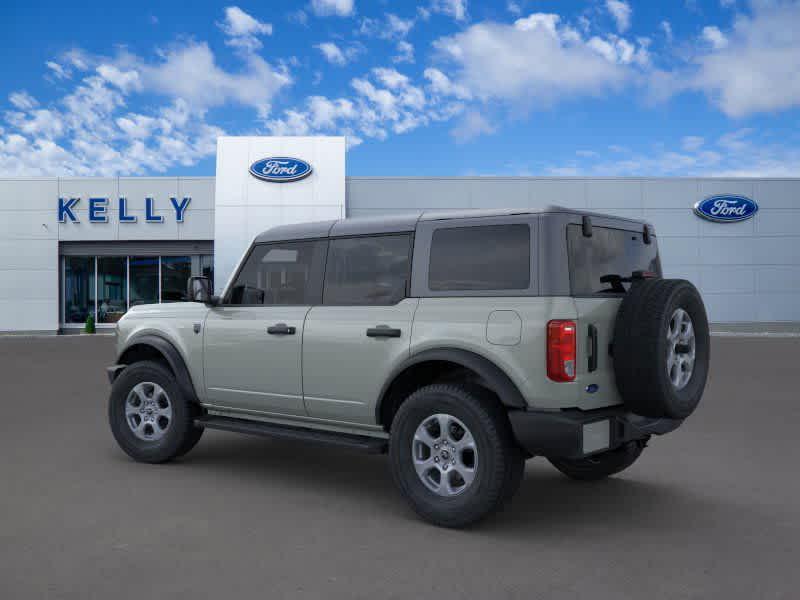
(108, 207, 710, 527)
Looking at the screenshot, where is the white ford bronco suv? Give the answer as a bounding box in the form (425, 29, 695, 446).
(108, 207, 709, 527)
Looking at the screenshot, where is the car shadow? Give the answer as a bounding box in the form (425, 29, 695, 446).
(156, 430, 730, 537)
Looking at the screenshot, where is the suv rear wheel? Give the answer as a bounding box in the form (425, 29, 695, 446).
(109, 361, 204, 463)
(389, 384, 524, 528)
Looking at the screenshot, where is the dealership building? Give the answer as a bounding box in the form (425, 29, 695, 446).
(0, 135, 798, 334)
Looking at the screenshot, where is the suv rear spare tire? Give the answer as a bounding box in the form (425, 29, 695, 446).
(612, 279, 710, 419)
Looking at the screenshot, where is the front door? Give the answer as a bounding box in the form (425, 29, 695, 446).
(203, 239, 327, 417)
(302, 233, 415, 425)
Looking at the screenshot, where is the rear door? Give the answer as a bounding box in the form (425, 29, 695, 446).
(567, 222, 661, 408)
(203, 240, 327, 416)
(302, 233, 416, 425)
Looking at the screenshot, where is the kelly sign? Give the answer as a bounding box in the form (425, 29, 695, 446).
(58, 197, 191, 223)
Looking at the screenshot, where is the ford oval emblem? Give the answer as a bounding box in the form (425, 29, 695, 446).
(693, 195, 758, 223)
(249, 157, 313, 183)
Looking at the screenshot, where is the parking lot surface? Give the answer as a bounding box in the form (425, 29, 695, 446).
(1, 335, 798, 599)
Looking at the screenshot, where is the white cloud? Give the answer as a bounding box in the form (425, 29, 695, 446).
(720, 0, 736, 7)
(430, 0, 468, 21)
(359, 13, 415, 40)
(507, 1, 522, 16)
(0, 34, 288, 175)
(9, 91, 38, 111)
(701, 25, 728, 49)
(432, 13, 639, 107)
(266, 66, 463, 144)
(386, 14, 414, 38)
(310, 0, 354, 17)
(451, 110, 496, 142)
(218, 6, 272, 51)
(139, 42, 290, 116)
(546, 128, 800, 177)
(423, 67, 472, 100)
(660, 20, 673, 42)
(606, 0, 632, 33)
(682, 135, 705, 152)
(96, 64, 142, 94)
(691, 1, 800, 116)
(45, 61, 71, 80)
(314, 42, 363, 66)
(393, 41, 415, 63)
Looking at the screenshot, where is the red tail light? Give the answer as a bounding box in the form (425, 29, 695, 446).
(547, 320, 577, 382)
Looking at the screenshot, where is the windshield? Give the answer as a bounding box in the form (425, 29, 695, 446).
(567, 224, 661, 295)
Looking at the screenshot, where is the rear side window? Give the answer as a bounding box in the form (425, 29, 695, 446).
(567, 224, 661, 295)
(428, 224, 530, 291)
(323, 234, 411, 305)
(226, 240, 327, 305)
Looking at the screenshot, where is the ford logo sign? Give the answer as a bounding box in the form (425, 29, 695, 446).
(249, 157, 313, 183)
(693, 195, 758, 223)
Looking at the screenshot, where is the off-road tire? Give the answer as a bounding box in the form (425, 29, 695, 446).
(389, 384, 524, 528)
(548, 441, 645, 481)
(613, 279, 710, 419)
(109, 361, 204, 463)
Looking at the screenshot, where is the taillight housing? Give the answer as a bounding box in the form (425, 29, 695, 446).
(547, 320, 577, 382)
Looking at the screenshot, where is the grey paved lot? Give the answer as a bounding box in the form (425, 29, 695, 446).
(1, 335, 798, 600)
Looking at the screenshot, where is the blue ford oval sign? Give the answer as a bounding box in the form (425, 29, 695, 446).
(693, 195, 758, 223)
(249, 157, 312, 183)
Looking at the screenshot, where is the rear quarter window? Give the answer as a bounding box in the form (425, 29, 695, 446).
(567, 224, 661, 295)
(428, 224, 530, 291)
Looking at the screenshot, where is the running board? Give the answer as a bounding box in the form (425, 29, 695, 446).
(195, 415, 388, 454)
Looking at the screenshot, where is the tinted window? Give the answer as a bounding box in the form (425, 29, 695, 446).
(324, 235, 411, 305)
(227, 240, 327, 305)
(428, 224, 530, 291)
(567, 224, 661, 295)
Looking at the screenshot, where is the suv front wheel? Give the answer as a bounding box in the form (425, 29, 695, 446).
(109, 361, 204, 463)
(389, 384, 524, 528)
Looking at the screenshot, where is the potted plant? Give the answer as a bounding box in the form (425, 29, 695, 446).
(84, 314, 96, 334)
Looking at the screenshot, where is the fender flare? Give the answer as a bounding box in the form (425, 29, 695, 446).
(376, 348, 527, 423)
(116, 333, 199, 404)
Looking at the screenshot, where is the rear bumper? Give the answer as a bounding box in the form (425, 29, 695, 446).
(508, 406, 683, 459)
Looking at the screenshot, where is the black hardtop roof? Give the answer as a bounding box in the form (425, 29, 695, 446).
(253, 206, 651, 243)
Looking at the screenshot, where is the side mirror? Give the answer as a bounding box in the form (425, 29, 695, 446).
(187, 276, 218, 305)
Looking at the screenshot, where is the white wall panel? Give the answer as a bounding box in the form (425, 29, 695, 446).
(214, 136, 345, 291)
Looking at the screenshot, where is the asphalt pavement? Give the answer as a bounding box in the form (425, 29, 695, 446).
(0, 335, 798, 599)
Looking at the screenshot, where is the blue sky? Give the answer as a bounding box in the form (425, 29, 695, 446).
(1, 0, 798, 177)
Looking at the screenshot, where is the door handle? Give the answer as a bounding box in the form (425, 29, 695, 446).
(366, 325, 402, 338)
(587, 324, 598, 372)
(267, 323, 296, 335)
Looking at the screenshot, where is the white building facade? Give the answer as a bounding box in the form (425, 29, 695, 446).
(0, 136, 798, 334)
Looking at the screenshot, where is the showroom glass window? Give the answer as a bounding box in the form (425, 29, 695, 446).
(226, 241, 327, 305)
(161, 256, 192, 302)
(97, 257, 127, 324)
(61, 254, 214, 326)
(428, 225, 530, 291)
(129, 256, 158, 307)
(323, 234, 411, 305)
(64, 256, 95, 324)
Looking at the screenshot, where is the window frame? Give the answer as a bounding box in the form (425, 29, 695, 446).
(321, 232, 414, 307)
(411, 215, 539, 298)
(221, 239, 329, 307)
